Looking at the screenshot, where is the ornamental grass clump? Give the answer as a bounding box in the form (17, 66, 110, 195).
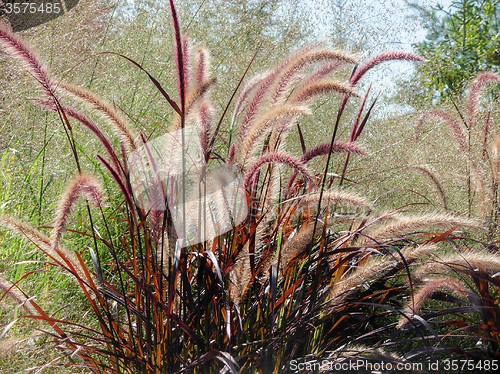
(416, 71, 500, 227)
(1, 1, 499, 373)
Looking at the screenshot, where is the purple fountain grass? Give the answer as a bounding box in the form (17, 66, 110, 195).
(271, 49, 358, 104)
(0, 25, 56, 98)
(195, 101, 215, 156)
(232, 71, 269, 124)
(244, 152, 315, 190)
(3, 1, 495, 370)
(184, 77, 216, 109)
(328, 243, 439, 306)
(356, 213, 480, 246)
(182, 38, 190, 94)
(0, 274, 37, 316)
(350, 51, 425, 86)
(51, 174, 103, 252)
(269, 223, 324, 275)
(59, 82, 139, 151)
(0, 216, 53, 252)
(239, 105, 310, 166)
(467, 72, 500, 129)
(328, 256, 395, 304)
(302, 141, 367, 164)
(414, 251, 500, 278)
(397, 277, 468, 328)
(482, 105, 492, 159)
(297, 189, 370, 211)
(235, 43, 331, 146)
(226, 144, 236, 163)
(290, 79, 355, 104)
(473, 165, 494, 217)
(237, 69, 284, 147)
(229, 243, 251, 306)
(193, 47, 210, 87)
(169, 0, 186, 118)
(296, 61, 344, 92)
(491, 137, 500, 184)
(336, 51, 424, 123)
(416, 109, 468, 152)
(0, 216, 91, 291)
(188, 46, 216, 155)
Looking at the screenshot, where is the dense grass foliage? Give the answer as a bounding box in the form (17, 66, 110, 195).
(1, 1, 500, 373)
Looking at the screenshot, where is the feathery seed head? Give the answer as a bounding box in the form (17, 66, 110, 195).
(59, 82, 139, 151)
(397, 277, 468, 328)
(193, 47, 211, 86)
(416, 109, 467, 152)
(0, 274, 37, 316)
(51, 174, 103, 251)
(272, 49, 358, 103)
(413, 251, 500, 278)
(0, 25, 55, 97)
(298, 189, 370, 211)
(244, 152, 314, 190)
(357, 213, 480, 246)
(290, 80, 356, 104)
(350, 52, 424, 86)
(491, 137, 500, 183)
(302, 142, 367, 164)
(239, 105, 310, 165)
(467, 72, 500, 128)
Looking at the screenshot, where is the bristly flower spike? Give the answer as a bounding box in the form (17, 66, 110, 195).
(244, 152, 315, 190)
(416, 109, 467, 152)
(337, 52, 425, 122)
(51, 175, 103, 252)
(0, 25, 56, 97)
(350, 51, 425, 86)
(467, 72, 500, 129)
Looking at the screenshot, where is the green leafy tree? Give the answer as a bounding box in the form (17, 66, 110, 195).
(411, 0, 500, 104)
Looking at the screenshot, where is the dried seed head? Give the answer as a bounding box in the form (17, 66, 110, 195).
(51, 174, 103, 251)
(467, 72, 500, 128)
(397, 277, 468, 328)
(0, 25, 55, 97)
(59, 83, 138, 151)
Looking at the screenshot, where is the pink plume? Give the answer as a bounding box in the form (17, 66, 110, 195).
(244, 152, 314, 190)
(350, 52, 424, 86)
(416, 109, 467, 152)
(51, 175, 103, 251)
(0, 25, 55, 96)
(467, 72, 500, 128)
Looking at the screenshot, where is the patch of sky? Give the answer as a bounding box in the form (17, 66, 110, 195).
(298, 0, 454, 119)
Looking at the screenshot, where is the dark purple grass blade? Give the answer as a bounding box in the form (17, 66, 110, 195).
(297, 122, 307, 154)
(209, 45, 261, 161)
(84, 52, 182, 115)
(354, 91, 381, 140)
(169, 0, 186, 118)
(350, 85, 371, 142)
(96, 154, 135, 212)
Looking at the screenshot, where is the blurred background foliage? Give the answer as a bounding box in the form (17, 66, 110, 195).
(410, 0, 500, 105)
